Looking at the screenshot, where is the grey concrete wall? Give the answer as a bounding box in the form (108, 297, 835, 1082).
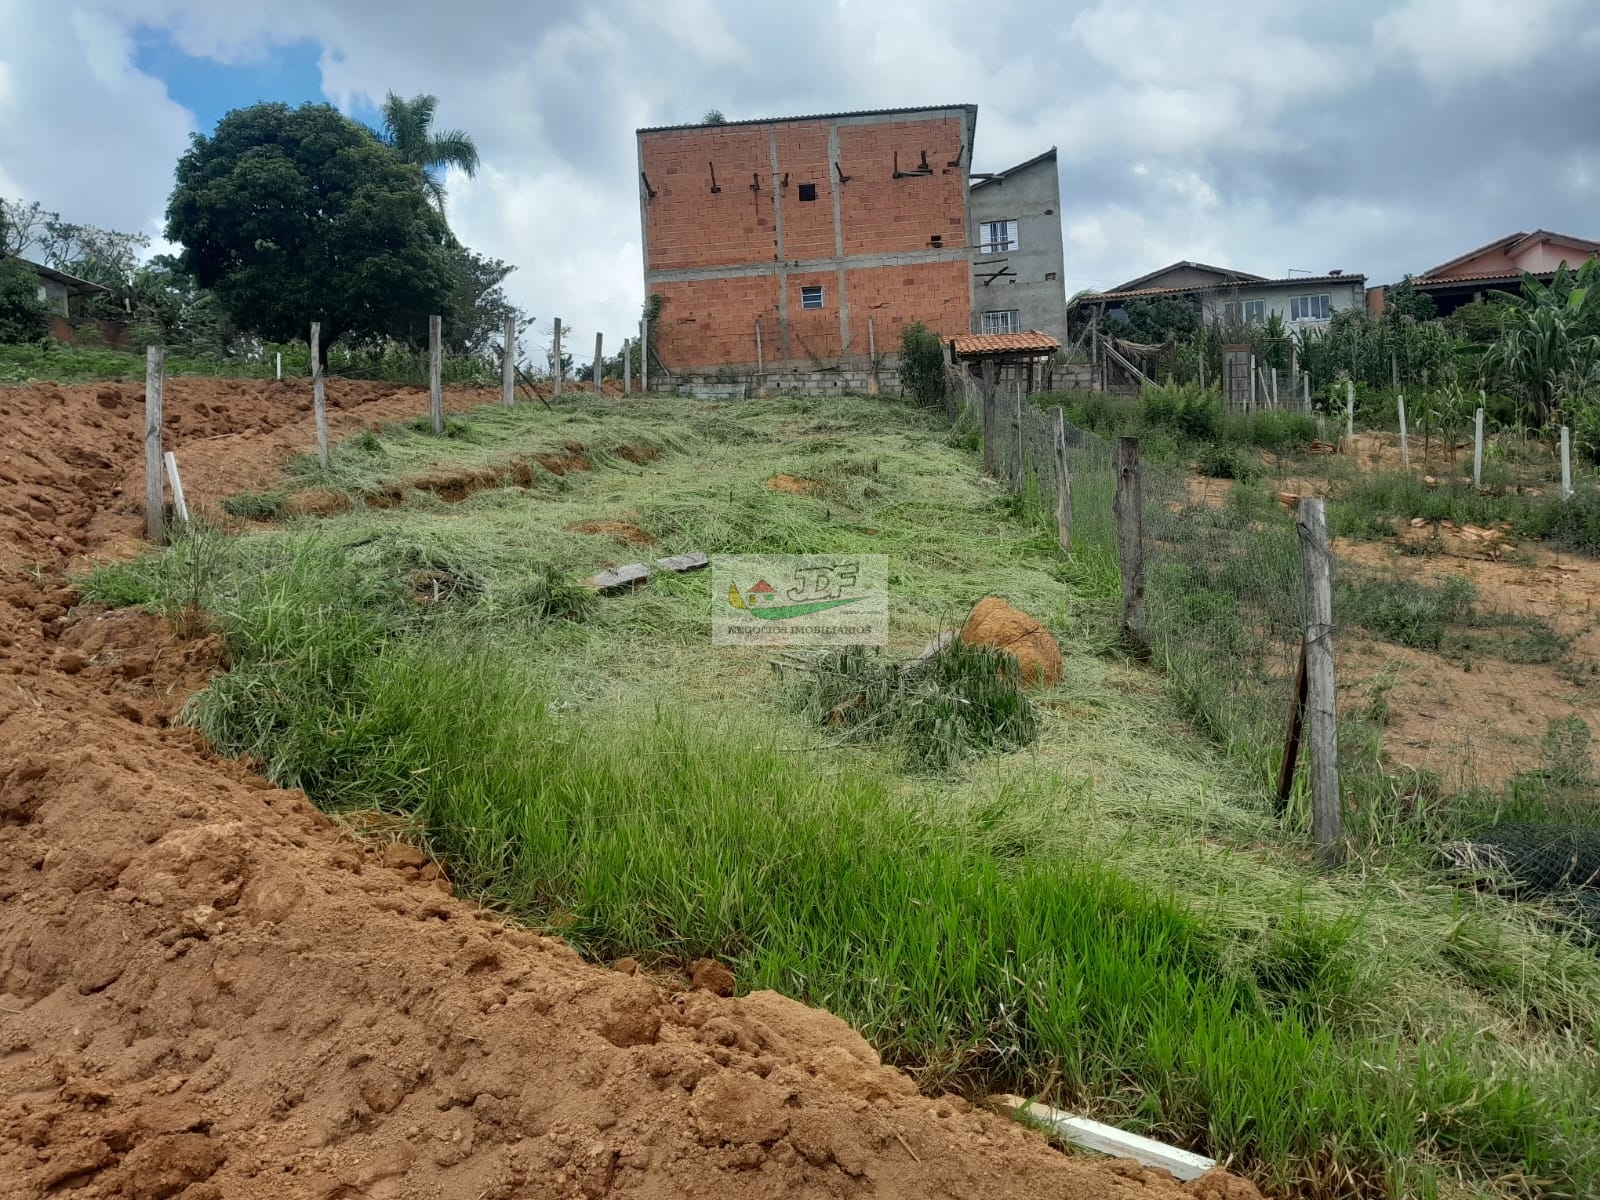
(38, 278, 69, 317)
(969, 156, 1067, 343)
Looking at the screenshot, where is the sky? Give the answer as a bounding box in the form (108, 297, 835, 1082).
(2, 0, 1598, 353)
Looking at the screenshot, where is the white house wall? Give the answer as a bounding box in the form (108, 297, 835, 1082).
(1200, 279, 1366, 328)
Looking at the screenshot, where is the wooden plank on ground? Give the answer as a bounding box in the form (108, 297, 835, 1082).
(655, 552, 709, 573)
(990, 1096, 1216, 1181)
(587, 563, 652, 593)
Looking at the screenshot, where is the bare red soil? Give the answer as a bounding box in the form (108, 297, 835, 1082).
(0, 378, 1258, 1199)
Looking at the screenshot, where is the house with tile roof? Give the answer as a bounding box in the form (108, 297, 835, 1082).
(1399, 230, 1600, 316)
(1067, 260, 1367, 332)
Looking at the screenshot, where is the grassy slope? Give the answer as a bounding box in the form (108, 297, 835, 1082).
(87, 395, 1600, 1198)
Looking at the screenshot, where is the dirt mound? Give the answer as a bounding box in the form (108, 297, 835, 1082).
(766, 474, 819, 495)
(619, 444, 659, 465)
(567, 520, 656, 546)
(0, 376, 1260, 1199)
(961, 598, 1063, 688)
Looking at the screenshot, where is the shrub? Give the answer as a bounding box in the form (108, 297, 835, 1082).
(799, 638, 1038, 771)
(0, 258, 53, 344)
(1141, 381, 1222, 439)
(898, 321, 946, 408)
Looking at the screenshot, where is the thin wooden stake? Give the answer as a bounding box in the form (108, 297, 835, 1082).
(311, 321, 328, 469)
(1473, 406, 1484, 488)
(980, 359, 998, 476)
(502, 316, 517, 407)
(553, 317, 563, 399)
(1249, 354, 1257, 411)
(867, 317, 879, 396)
(1053, 406, 1071, 554)
(593, 331, 604, 395)
(144, 345, 164, 542)
(1561, 425, 1573, 499)
(754, 319, 765, 398)
(1345, 379, 1354, 443)
(428, 314, 443, 434)
(639, 317, 648, 394)
(162, 451, 188, 526)
(1398, 393, 1409, 469)
(1297, 497, 1342, 865)
(1275, 640, 1309, 814)
(1114, 436, 1146, 648)
(1009, 382, 1023, 491)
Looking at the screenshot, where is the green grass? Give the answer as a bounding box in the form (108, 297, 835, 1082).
(81, 394, 1600, 1198)
(1327, 472, 1600, 557)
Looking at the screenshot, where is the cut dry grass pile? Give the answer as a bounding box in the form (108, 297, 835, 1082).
(81, 393, 1600, 1199)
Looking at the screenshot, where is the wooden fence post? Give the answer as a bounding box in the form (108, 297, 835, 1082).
(1397, 393, 1409, 469)
(502, 316, 517, 407)
(623, 338, 632, 395)
(1053, 406, 1071, 554)
(428, 314, 443, 434)
(311, 322, 328, 469)
(1090, 315, 1101, 392)
(1114, 436, 1146, 647)
(1009, 382, 1023, 491)
(162, 451, 188, 526)
(867, 318, 879, 397)
(1473, 406, 1484, 488)
(144, 345, 164, 542)
(1249, 354, 1257, 411)
(980, 359, 998, 476)
(754, 319, 765, 398)
(552, 317, 563, 399)
(1296, 496, 1342, 865)
(1561, 425, 1573, 499)
(1345, 379, 1354, 443)
(630, 320, 643, 395)
(593, 332, 604, 395)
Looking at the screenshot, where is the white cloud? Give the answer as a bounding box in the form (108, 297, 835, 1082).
(4, 0, 1598, 346)
(1375, 0, 1580, 86)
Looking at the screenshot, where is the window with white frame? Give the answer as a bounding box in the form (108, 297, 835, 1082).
(1222, 299, 1266, 324)
(800, 285, 824, 310)
(981, 310, 1020, 335)
(978, 219, 1018, 254)
(1290, 293, 1331, 321)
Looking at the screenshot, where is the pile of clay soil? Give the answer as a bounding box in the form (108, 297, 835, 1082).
(0, 378, 1261, 1199)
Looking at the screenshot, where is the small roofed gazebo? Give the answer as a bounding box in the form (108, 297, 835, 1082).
(948, 331, 1061, 393)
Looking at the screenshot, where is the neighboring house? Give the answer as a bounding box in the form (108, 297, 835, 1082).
(4, 255, 108, 317)
(1398, 230, 1600, 316)
(968, 148, 1067, 343)
(1068, 261, 1366, 331)
(635, 105, 1061, 394)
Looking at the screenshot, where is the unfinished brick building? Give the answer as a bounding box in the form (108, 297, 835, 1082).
(637, 105, 1000, 394)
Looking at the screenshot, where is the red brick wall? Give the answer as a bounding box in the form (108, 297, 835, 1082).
(640, 110, 973, 375)
(837, 118, 969, 256)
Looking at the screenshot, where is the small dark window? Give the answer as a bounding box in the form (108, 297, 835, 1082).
(800, 285, 824, 309)
(797, 183, 817, 202)
(1045, 272, 1057, 281)
(930, 234, 943, 247)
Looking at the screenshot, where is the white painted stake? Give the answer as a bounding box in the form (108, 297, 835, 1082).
(162, 451, 188, 526)
(502, 315, 516, 408)
(311, 321, 328, 469)
(1303, 372, 1310, 409)
(1398, 393, 1409, 469)
(993, 1097, 1216, 1182)
(144, 346, 165, 542)
(1473, 407, 1484, 488)
(275, 351, 282, 381)
(1561, 425, 1573, 499)
(1345, 380, 1354, 443)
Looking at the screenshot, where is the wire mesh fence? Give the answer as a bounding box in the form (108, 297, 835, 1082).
(949, 368, 1308, 779)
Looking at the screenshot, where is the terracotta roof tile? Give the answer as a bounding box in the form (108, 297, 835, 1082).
(949, 332, 1061, 355)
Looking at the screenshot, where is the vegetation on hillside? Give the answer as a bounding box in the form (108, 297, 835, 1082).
(83, 395, 1600, 1198)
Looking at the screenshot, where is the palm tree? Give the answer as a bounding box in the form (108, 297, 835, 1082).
(379, 92, 480, 213)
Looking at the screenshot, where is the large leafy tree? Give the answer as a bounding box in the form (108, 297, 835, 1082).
(167, 102, 455, 362)
(379, 92, 480, 213)
(443, 242, 525, 354)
